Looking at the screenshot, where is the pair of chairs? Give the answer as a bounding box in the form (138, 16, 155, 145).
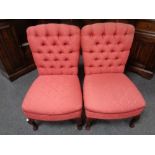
(22, 23, 146, 131)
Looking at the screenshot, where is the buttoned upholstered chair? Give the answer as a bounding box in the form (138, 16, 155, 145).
(22, 24, 82, 130)
(81, 23, 146, 129)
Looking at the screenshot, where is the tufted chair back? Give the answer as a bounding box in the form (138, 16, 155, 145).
(27, 24, 80, 75)
(81, 23, 135, 74)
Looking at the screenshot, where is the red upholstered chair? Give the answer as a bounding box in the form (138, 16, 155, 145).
(81, 23, 146, 129)
(22, 24, 82, 130)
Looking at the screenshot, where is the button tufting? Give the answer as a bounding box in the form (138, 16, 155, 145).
(50, 65, 54, 68)
(101, 32, 105, 36)
(94, 57, 99, 61)
(37, 50, 42, 53)
(89, 65, 93, 67)
(106, 41, 111, 45)
(59, 50, 63, 54)
(44, 58, 48, 61)
(109, 64, 112, 67)
(99, 64, 103, 67)
(124, 32, 128, 35)
(121, 49, 125, 52)
(48, 50, 52, 54)
(118, 63, 122, 66)
(69, 33, 72, 37)
(89, 50, 93, 53)
(45, 32, 49, 37)
(40, 65, 44, 68)
(52, 41, 57, 46)
(117, 41, 121, 45)
(54, 58, 58, 61)
(35, 32, 38, 37)
(95, 41, 99, 45)
(41, 42, 46, 46)
(64, 57, 69, 61)
(100, 50, 104, 53)
(60, 65, 64, 68)
(111, 49, 115, 53)
(89, 32, 93, 37)
(69, 50, 73, 53)
(105, 57, 108, 60)
(115, 56, 119, 60)
(57, 32, 61, 37)
(63, 42, 68, 46)
(113, 32, 117, 36)
(70, 65, 74, 68)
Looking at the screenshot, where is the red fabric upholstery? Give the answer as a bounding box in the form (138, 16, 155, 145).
(81, 23, 135, 74)
(22, 75, 82, 121)
(22, 24, 82, 121)
(27, 24, 80, 75)
(81, 23, 146, 120)
(84, 74, 145, 119)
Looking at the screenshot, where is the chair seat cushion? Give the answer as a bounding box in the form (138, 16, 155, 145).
(84, 73, 145, 119)
(22, 75, 82, 121)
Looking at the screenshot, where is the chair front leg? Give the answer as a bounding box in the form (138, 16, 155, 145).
(76, 117, 83, 130)
(26, 118, 38, 131)
(85, 118, 93, 130)
(129, 115, 141, 128)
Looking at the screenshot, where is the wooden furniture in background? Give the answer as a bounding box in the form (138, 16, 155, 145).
(128, 20, 155, 79)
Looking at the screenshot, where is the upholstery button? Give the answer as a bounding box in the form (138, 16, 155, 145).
(94, 57, 99, 61)
(99, 64, 103, 67)
(37, 50, 42, 53)
(50, 65, 54, 68)
(54, 58, 58, 61)
(117, 41, 121, 45)
(63, 42, 68, 46)
(119, 63, 123, 66)
(69, 50, 73, 53)
(52, 41, 57, 46)
(102, 32, 105, 36)
(57, 32, 61, 37)
(113, 32, 117, 36)
(95, 41, 99, 45)
(70, 65, 74, 68)
(44, 58, 48, 61)
(100, 50, 104, 53)
(89, 32, 93, 37)
(109, 64, 112, 67)
(105, 57, 108, 60)
(45, 32, 49, 37)
(59, 50, 63, 54)
(115, 56, 119, 60)
(106, 41, 111, 45)
(60, 65, 64, 68)
(40, 65, 44, 68)
(89, 50, 93, 53)
(89, 65, 93, 67)
(48, 50, 52, 54)
(111, 49, 115, 53)
(41, 42, 46, 46)
(69, 33, 72, 37)
(64, 57, 69, 61)
(124, 32, 127, 35)
(35, 32, 38, 37)
(121, 49, 125, 52)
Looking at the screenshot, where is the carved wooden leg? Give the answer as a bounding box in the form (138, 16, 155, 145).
(129, 115, 141, 128)
(26, 118, 38, 131)
(85, 118, 93, 130)
(76, 117, 83, 130)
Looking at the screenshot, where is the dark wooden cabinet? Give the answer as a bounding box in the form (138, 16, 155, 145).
(128, 20, 155, 79)
(0, 19, 155, 81)
(0, 20, 35, 81)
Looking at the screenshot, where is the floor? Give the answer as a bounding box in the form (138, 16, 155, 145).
(0, 67, 155, 135)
